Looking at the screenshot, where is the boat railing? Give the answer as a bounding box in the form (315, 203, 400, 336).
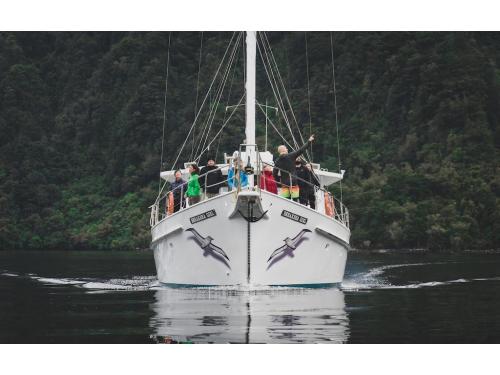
(150, 163, 231, 226)
(150, 159, 349, 229)
(259, 161, 349, 228)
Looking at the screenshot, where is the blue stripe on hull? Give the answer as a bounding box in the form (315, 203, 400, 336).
(160, 282, 340, 289)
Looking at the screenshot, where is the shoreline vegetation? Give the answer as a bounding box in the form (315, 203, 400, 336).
(1, 32, 499, 252)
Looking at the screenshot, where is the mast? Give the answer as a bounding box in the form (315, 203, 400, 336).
(245, 31, 256, 187)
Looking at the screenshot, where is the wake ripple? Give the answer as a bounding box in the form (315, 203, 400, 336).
(341, 262, 500, 290)
(2, 266, 500, 292)
(0, 270, 159, 291)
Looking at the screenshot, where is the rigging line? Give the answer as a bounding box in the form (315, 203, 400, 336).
(262, 32, 308, 149)
(256, 103, 294, 149)
(262, 32, 314, 164)
(262, 32, 302, 132)
(256, 33, 299, 149)
(257, 32, 296, 145)
(158, 31, 172, 194)
(166, 31, 237, 180)
(193, 32, 241, 159)
(215, 42, 240, 162)
(259, 33, 307, 156)
(194, 32, 204, 116)
(305, 32, 313, 161)
(196, 32, 242, 161)
(261, 32, 311, 159)
(196, 93, 245, 158)
(190, 31, 204, 161)
(330, 31, 343, 203)
(198, 32, 242, 158)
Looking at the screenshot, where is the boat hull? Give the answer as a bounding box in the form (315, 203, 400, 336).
(151, 190, 349, 286)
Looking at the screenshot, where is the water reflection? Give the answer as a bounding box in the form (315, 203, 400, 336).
(149, 288, 349, 343)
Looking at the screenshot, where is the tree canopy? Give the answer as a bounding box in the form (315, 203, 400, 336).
(0, 31, 499, 251)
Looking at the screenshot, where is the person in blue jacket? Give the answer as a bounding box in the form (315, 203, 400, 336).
(227, 159, 248, 190)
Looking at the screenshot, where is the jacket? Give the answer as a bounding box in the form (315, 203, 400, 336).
(186, 173, 201, 197)
(227, 168, 248, 189)
(170, 178, 187, 201)
(199, 165, 224, 194)
(259, 170, 278, 194)
(296, 164, 320, 194)
(273, 140, 311, 187)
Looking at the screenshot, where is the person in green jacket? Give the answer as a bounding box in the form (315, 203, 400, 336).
(186, 163, 201, 206)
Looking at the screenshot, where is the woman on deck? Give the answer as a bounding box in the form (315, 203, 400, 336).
(259, 164, 278, 194)
(186, 164, 201, 206)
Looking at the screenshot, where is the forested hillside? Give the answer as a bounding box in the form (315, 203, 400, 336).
(1, 31, 499, 251)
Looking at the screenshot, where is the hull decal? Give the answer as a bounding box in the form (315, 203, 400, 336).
(185, 228, 230, 265)
(267, 229, 311, 265)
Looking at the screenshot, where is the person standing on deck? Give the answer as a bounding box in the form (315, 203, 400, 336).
(273, 135, 314, 201)
(186, 164, 201, 206)
(296, 159, 320, 209)
(227, 158, 248, 190)
(170, 169, 187, 213)
(259, 164, 278, 194)
(199, 156, 224, 199)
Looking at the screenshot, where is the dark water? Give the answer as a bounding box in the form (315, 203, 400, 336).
(1, 250, 500, 343)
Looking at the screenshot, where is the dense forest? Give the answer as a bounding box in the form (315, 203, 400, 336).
(0, 31, 499, 251)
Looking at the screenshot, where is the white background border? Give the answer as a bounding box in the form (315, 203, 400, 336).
(1, 0, 499, 373)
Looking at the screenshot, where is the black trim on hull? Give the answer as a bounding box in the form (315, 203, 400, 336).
(150, 225, 183, 247)
(315, 227, 351, 251)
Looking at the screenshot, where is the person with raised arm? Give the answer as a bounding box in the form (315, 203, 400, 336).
(273, 135, 314, 202)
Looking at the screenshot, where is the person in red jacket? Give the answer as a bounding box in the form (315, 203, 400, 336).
(259, 164, 278, 194)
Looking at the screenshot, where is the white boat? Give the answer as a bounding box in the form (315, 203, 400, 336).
(150, 32, 350, 287)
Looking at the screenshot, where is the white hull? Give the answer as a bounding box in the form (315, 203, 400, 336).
(151, 190, 350, 286)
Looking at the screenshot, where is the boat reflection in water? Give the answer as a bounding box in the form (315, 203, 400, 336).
(149, 287, 349, 343)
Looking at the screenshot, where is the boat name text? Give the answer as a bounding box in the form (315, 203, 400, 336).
(190, 210, 217, 224)
(281, 210, 308, 224)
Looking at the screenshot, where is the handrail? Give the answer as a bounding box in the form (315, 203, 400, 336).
(260, 160, 349, 228)
(150, 164, 230, 226)
(150, 151, 349, 229)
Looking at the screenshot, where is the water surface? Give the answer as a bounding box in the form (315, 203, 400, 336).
(1, 250, 500, 343)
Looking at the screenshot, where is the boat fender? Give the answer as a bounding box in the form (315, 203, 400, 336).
(167, 192, 174, 216)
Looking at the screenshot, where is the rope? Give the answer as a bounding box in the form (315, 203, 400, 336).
(190, 31, 204, 161)
(198, 33, 242, 159)
(155, 32, 239, 203)
(257, 33, 297, 147)
(256, 33, 299, 149)
(167, 32, 237, 172)
(195, 32, 242, 162)
(215, 47, 240, 162)
(262, 33, 309, 151)
(330, 31, 343, 202)
(305, 32, 313, 161)
(259, 32, 313, 163)
(256, 102, 294, 149)
(158, 32, 172, 194)
(195, 93, 245, 159)
(193, 32, 241, 159)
